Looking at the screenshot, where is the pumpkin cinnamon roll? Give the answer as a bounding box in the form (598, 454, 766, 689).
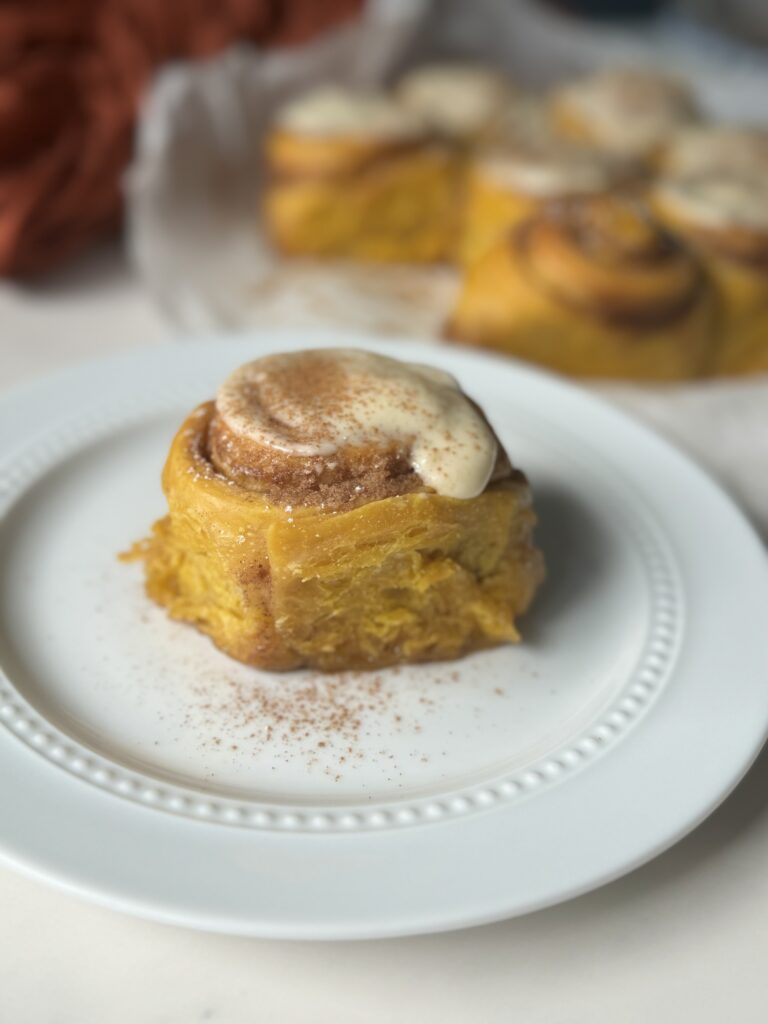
(652, 171, 768, 375)
(551, 68, 699, 161)
(263, 86, 462, 262)
(446, 196, 715, 380)
(458, 138, 641, 266)
(393, 64, 513, 144)
(130, 349, 544, 671)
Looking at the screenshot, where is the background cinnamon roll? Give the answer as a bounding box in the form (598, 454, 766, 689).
(132, 348, 544, 671)
(393, 64, 513, 144)
(263, 86, 461, 262)
(550, 68, 699, 161)
(652, 171, 768, 375)
(457, 138, 642, 266)
(446, 196, 716, 380)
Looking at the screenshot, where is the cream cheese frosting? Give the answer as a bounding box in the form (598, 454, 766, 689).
(395, 64, 510, 138)
(277, 86, 425, 140)
(660, 125, 768, 176)
(478, 140, 634, 197)
(654, 171, 768, 230)
(216, 349, 498, 500)
(556, 68, 696, 155)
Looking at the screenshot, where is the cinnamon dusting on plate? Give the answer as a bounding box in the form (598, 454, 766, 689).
(185, 667, 462, 782)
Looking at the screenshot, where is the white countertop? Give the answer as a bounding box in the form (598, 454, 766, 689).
(1, 246, 767, 1023)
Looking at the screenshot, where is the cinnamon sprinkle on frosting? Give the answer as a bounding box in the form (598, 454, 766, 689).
(212, 348, 501, 502)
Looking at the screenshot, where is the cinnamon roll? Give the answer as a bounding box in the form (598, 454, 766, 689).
(131, 349, 544, 671)
(393, 64, 513, 144)
(652, 170, 768, 375)
(263, 86, 462, 263)
(458, 138, 642, 266)
(550, 68, 699, 161)
(446, 196, 716, 380)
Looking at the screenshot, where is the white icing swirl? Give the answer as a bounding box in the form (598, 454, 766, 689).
(478, 141, 633, 197)
(661, 125, 768, 176)
(654, 171, 768, 230)
(486, 95, 557, 148)
(556, 69, 696, 155)
(395, 64, 510, 138)
(277, 86, 424, 140)
(216, 349, 498, 500)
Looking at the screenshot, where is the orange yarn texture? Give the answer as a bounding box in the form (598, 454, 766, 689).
(0, 0, 362, 276)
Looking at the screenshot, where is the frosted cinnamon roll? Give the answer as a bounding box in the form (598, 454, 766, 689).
(458, 138, 642, 265)
(652, 170, 768, 375)
(263, 85, 462, 262)
(130, 348, 544, 671)
(447, 195, 716, 380)
(551, 68, 699, 161)
(393, 64, 513, 143)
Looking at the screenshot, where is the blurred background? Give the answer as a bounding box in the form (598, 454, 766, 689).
(1, 0, 765, 289)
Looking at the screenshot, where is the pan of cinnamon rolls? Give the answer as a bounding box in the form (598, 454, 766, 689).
(131, 348, 544, 671)
(260, 64, 768, 379)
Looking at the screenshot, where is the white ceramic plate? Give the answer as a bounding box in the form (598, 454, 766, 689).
(0, 331, 766, 939)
